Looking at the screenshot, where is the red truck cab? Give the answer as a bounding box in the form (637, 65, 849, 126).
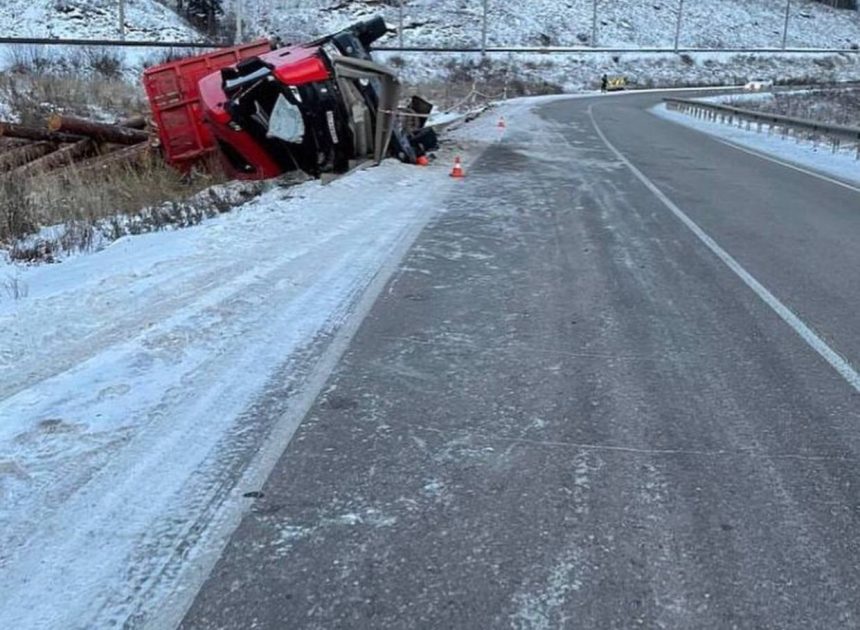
(146, 17, 437, 181)
(197, 43, 334, 179)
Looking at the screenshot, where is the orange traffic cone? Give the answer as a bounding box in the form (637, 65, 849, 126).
(416, 155, 430, 166)
(497, 116, 507, 129)
(450, 156, 465, 178)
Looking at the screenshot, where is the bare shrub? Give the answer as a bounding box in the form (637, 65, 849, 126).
(142, 47, 197, 69)
(0, 73, 146, 126)
(4, 150, 235, 259)
(31, 152, 219, 227)
(2, 275, 28, 301)
(80, 47, 125, 80)
(0, 179, 37, 245)
(2, 45, 57, 75)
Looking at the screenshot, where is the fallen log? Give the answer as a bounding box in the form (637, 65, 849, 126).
(0, 120, 85, 144)
(47, 115, 149, 146)
(0, 137, 30, 149)
(13, 139, 94, 177)
(118, 114, 148, 130)
(0, 142, 57, 172)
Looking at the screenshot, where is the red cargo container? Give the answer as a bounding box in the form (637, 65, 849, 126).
(143, 40, 274, 171)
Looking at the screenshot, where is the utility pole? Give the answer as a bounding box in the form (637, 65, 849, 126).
(235, 0, 243, 43)
(118, 0, 125, 40)
(782, 0, 792, 50)
(481, 0, 489, 56)
(398, 0, 404, 48)
(673, 0, 684, 51)
(592, 0, 598, 47)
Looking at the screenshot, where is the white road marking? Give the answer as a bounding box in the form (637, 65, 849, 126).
(648, 103, 860, 194)
(587, 105, 860, 394)
(709, 136, 860, 195)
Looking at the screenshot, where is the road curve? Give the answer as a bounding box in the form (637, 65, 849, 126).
(180, 92, 860, 629)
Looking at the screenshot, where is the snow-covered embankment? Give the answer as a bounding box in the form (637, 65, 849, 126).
(0, 140, 490, 627)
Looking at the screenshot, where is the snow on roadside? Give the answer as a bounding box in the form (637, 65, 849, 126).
(652, 102, 860, 187)
(0, 155, 468, 628)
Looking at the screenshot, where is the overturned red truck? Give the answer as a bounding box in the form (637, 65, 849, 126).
(143, 17, 437, 180)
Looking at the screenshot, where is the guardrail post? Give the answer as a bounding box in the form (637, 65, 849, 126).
(665, 97, 860, 158)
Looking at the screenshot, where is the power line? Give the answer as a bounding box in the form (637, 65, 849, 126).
(0, 36, 228, 48)
(0, 37, 857, 55)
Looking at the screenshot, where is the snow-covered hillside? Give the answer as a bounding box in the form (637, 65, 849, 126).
(238, 0, 860, 50)
(0, 0, 202, 75)
(1, 1, 860, 101)
(6, 0, 859, 51)
(225, 0, 860, 94)
(227, 0, 860, 90)
(1, 0, 198, 41)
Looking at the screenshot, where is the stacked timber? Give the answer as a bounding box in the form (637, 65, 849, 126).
(0, 115, 153, 178)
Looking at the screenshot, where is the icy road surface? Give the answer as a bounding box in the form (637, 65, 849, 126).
(0, 159, 472, 628)
(181, 90, 860, 629)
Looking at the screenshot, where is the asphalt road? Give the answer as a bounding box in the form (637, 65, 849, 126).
(181, 92, 860, 629)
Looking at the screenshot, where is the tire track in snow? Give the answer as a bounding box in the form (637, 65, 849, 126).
(0, 161, 462, 629)
(0, 187, 383, 402)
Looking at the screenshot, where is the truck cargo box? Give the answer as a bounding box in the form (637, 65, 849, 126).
(143, 40, 274, 171)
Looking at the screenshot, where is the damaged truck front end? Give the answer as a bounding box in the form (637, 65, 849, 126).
(186, 17, 434, 180)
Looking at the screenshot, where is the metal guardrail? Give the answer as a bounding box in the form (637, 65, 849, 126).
(664, 96, 860, 159)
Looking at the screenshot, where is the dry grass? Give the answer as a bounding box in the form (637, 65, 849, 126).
(30, 154, 219, 226)
(0, 64, 242, 259)
(0, 179, 37, 245)
(2, 152, 234, 260)
(0, 72, 147, 127)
